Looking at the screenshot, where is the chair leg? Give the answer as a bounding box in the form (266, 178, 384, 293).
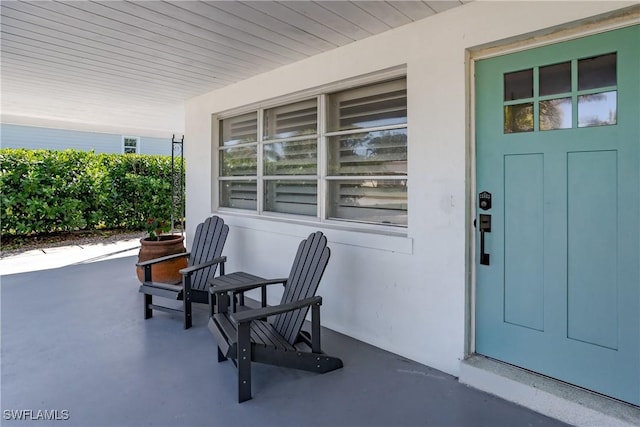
(183, 277, 192, 329)
(311, 302, 321, 353)
(217, 346, 227, 363)
(208, 290, 216, 318)
(184, 296, 192, 330)
(237, 322, 252, 402)
(144, 293, 152, 319)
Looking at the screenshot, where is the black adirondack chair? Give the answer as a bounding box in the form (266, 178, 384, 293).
(138, 216, 229, 329)
(208, 231, 343, 402)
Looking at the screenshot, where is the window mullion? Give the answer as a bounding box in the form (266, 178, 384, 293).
(570, 59, 579, 129)
(318, 94, 327, 222)
(533, 67, 540, 132)
(325, 175, 408, 180)
(257, 108, 264, 215)
(324, 123, 408, 137)
(263, 175, 318, 180)
(263, 134, 320, 144)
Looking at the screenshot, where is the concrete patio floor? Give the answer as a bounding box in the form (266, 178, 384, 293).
(1, 251, 569, 427)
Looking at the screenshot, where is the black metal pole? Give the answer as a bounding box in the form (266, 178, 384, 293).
(171, 134, 185, 235)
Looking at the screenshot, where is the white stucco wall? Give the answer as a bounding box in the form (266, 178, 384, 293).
(185, 1, 636, 377)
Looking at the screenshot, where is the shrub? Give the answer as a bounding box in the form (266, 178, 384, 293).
(0, 149, 183, 236)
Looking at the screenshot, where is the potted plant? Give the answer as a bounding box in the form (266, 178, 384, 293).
(136, 218, 187, 283)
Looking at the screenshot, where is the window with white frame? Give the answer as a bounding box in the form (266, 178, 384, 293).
(123, 136, 139, 154)
(217, 78, 407, 227)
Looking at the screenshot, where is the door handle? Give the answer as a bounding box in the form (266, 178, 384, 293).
(479, 214, 491, 266)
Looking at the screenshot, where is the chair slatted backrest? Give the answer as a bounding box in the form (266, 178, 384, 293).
(188, 216, 229, 292)
(273, 231, 331, 345)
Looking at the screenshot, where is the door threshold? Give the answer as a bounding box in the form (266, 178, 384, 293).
(459, 355, 640, 427)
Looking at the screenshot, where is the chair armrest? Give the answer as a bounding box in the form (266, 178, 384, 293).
(179, 256, 226, 276)
(210, 277, 288, 294)
(136, 251, 190, 267)
(230, 296, 322, 324)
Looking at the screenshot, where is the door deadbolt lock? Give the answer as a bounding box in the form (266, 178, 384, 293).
(479, 191, 492, 210)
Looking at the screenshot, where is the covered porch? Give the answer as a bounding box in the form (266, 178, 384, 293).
(1, 253, 564, 426)
(3, 2, 640, 425)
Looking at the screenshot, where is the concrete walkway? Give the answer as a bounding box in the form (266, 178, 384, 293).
(0, 238, 141, 275)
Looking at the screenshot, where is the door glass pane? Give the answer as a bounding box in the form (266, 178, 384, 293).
(578, 53, 616, 90)
(504, 69, 533, 101)
(327, 79, 407, 131)
(504, 103, 533, 133)
(539, 62, 571, 96)
(263, 99, 317, 140)
(220, 146, 257, 176)
(328, 129, 407, 175)
(263, 140, 317, 175)
(220, 112, 257, 146)
(540, 97, 572, 131)
(328, 179, 407, 226)
(220, 180, 257, 210)
(264, 180, 317, 216)
(578, 91, 617, 128)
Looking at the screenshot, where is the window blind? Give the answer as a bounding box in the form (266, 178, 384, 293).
(264, 99, 317, 140)
(220, 181, 257, 210)
(264, 180, 317, 216)
(220, 112, 257, 146)
(264, 139, 317, 175)
(328, 79, 407, 131)
(328, 180, 407, 226)
(328, 129, 407, 176)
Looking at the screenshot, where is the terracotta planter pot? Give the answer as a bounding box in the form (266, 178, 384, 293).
(136, 235, 187, 283)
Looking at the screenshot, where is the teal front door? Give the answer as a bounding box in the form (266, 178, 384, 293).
(475, 25, 639, 405)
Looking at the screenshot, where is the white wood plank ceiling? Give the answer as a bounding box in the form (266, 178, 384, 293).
(1, 1, 469, 134)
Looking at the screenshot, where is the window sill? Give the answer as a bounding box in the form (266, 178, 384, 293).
(215, 210, 413, 254)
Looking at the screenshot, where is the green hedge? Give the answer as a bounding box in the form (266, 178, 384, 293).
(0, 148, 183, 236)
